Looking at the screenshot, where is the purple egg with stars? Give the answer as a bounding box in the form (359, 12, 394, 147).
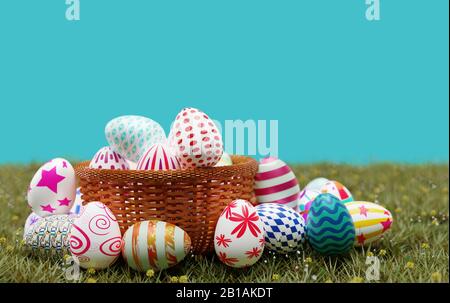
(27, 158, 76, 217)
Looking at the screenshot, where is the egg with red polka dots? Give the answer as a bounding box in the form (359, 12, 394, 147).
(168, 108, 224, 168)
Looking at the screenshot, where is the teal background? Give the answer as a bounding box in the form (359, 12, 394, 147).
(0, 0, 448, 164)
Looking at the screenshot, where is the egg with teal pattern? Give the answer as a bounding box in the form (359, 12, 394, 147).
(306, 193, 355, 255)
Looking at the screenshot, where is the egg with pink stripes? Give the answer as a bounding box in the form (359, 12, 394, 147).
(89, 146, 129, 170)
(254, 157, 300, 209)
(136, 143, 181, 171)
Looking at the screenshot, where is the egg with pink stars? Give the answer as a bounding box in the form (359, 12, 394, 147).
(27, 158, 76, 217)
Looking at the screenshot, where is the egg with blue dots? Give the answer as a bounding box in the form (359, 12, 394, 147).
(256, 203, 306, 253)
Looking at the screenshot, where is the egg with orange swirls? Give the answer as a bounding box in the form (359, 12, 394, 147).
(69, 202, 122, 269)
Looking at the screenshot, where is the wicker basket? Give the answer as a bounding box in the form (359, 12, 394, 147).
(74, 155, 258, 254)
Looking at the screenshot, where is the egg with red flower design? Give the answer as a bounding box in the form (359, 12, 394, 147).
(214, 199, 265, 268)
(27, 158, 76, 217)
(168, 107, 223, 168)
(69, 202, 122, 269)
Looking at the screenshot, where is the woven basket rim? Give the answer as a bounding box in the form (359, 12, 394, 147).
(75, 155, 258, 182)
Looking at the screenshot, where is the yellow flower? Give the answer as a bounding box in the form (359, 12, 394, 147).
(421, 243, 430, 249)
(430, 210, 437, 216)
(272, 274, 280, 281)
(11, 215, 19, 222)
(170, 276, 179, 283)
(64, 254, 71, 261)
(0, 237, 6, 245)
(325, 279, 333, 283)
(87, 268, 96, 275)
(405, 262, 415, 269)
(146, 269, 155, 278)
(378, 249, 387, 257)
(432, 219, 440, 226)
(6, 245, 14, 252)
(305, 257, 313, 264)
(86, 278, 97, 283)
(431, 272, 442, 283)
(395, 207, 402, 213)
(350, 277, 364, 283)
(179, 275, 188, 283)
(367, 251, 374, 257)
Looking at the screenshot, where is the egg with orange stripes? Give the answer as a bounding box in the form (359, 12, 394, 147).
(254, 157, 300, 210)
(121, 220, 192, 272)
(345, 201, 393, 246)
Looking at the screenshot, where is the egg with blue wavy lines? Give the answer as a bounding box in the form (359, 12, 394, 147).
(307, 193, 355, 255)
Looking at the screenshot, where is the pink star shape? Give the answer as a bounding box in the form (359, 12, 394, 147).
(58, 197, 71, 206)
(359, 205, 368, 217)
(36, 166, 65, 194)
(63, 161, 68, 168)
(41, 204, 56, 213)
(381, 218, 392, 232)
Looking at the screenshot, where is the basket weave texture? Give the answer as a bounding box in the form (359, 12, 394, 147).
(75, 155, 258, 254)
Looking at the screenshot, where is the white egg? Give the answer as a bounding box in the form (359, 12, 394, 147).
(214, 199, 265, 268)
(27, 158, 76, 217)
(89, 146, 129, 170)
(69, 202, 122, 270)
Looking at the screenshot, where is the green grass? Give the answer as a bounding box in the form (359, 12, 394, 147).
(0, 163, 448, 283)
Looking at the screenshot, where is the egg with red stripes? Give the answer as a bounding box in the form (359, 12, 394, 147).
(27, 158, 76, 217)
(89, 146, 129, 170)
(69, 202, 122, 269)
(254, 157, 300, 209)
(168, 107, 223, 168)
(136, 143, 181, 171)
(345, 201, 393, 246)
(321, 180, 354, 203)
(122, 220, 192, 272)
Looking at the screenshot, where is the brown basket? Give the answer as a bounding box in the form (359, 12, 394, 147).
(74, 155, 258, 254)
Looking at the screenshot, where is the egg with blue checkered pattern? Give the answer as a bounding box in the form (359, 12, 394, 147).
(256, 203, 306, 253)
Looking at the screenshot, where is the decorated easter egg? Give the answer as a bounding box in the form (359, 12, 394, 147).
(27, 158, 76, 217)
(105, 115, 166, 162)
(69, 187, 84, 216)
(297, 189, 321, 221)
(136, 143, 181, 170)
(89, 146, 129, 170)
(24, 214, 74, 256)
(254, 157, 300, 209)
(122, 220, 191, 272)
(256, 203, 306, 253)
(69, 202, 122, 269)
(320, 180, 353, 203)
(168, 107, 223, 168)
(23, 212, 43, 240)
(307, 194, 355, 255)
(215, 152, 233, 167)
(346, 201, 393, 246)
(304, 177, 329, 191)
(214, 199, 265, 268)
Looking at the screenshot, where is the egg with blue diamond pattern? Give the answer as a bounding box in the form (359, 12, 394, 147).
(307, 193, 355, 255)
(256, 203, 306, 253)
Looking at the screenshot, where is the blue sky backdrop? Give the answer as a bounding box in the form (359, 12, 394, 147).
(0, 0, 448, 164)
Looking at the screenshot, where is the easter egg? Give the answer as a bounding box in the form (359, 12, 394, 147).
(126, 160, 137, 170)
(168, 107, 223, 168)
(23, 212, 43, 240)
(256, 203, 306, 253)
(105, 115, 166, 162)
(214, 199, 265, 268)
(215, 152, 233, 167)
(89, 146, 129, 170)
(307, 194, 355, 255)
(345, 201, 393, 246)
(69, 187, 84, 216)
(24, 214, 74, 256)
(122, 220, 191, 272)
(69, 202, 122, 269)
(304, 177, 329, 191)
(297, 189, 321, 221)
(254, 157, 300, 209)
(320, 180, 353, 203)
(27, 158, 76, 217)
(136, 143, 181, 171)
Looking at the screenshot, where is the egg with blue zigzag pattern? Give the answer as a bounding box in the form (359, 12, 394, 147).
(307, 193, 355, 255)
